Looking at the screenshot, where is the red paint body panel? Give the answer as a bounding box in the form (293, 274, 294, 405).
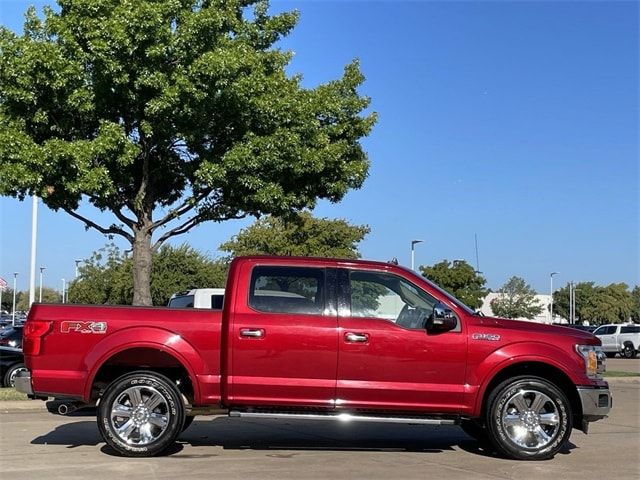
(24, 256, 606, 418)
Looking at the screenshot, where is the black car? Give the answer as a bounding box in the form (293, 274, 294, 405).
(0, 326, 23, 349)
(0, 326, 26, 387)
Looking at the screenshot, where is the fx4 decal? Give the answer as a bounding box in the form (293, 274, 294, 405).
(61, 321, 108, 334)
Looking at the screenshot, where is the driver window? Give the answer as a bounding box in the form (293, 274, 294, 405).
(349, 270, 438, 329)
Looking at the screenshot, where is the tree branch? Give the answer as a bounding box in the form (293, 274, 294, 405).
(62, 207, 134, 243)
(152, 212, 246, 251)
(150, 189, 213, 231)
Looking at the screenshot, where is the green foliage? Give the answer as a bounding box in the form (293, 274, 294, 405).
(419, 259, 488, 309)
(490, 276, 543, 319)
(553, 282, 635, 324)
(0, 288, 20, 313)
(631, 286, 640, 322)
(219, 211, 370, 258)
(68, 243, 227, 306)
(0, 0, 377, 304)
(16, 287, 61, 310)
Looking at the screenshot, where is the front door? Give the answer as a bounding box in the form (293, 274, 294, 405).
(336, 269, 467, 413)
(229, 265, 338, 408)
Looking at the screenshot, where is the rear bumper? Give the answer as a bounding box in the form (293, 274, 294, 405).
(14, 370, 33, 395)
(577, 386, 612, 420)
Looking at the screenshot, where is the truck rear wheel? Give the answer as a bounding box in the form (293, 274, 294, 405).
(622, 343, 637, 359)
(485, 376, 572, 460)
(97, 371, 185, 457)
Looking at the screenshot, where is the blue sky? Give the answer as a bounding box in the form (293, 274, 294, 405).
(0, 0, 638, 295)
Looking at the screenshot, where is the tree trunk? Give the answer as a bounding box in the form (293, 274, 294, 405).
(132, 228, 153, 305)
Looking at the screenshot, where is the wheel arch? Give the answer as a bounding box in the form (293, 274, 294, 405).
(84, 327, 205, 404)
(474, 361, 583, 428)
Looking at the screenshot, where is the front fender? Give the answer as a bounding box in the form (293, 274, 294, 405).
(83, 326, 205, 403)
(469, 341, 586, 417)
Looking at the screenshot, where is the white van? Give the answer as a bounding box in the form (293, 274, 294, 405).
(167, 288, 225, 309)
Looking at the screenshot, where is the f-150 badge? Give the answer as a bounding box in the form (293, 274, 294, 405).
(472, 333, 501, 341)
(61, 321, 107, 334)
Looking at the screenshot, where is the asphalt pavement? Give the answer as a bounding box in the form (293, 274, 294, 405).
(0, 379, 638, 480)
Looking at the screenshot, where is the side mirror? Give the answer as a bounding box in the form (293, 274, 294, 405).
(426, 302, 457, 333)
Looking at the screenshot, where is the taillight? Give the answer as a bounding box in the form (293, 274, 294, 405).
(23, 321, 52, 356)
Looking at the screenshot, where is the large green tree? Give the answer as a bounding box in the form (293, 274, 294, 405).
(553, 282, 634, 324)
(220, 211, 370, 259)
(420, 260, 488, 309)
(0, 0, 376, 305)
(68, 243, 227, 306)
(631, 285, 640, 322)
(490, 276, 543, 319)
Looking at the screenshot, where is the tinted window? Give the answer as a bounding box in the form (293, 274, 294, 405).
(168, 295, 194, 308)
(621, 326, 640, 334)
(594, 326, 616, 335)
(211, 294, 224, 310)
(349, 271, 439, 329)
(249, 266, 324, 315)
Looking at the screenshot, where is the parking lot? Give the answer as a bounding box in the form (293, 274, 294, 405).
(0, 378, 638, 480)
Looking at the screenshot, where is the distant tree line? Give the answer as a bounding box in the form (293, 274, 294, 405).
(6, 212, 639, 324)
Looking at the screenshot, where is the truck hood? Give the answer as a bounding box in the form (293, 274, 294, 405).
(478, 317, 598, 343)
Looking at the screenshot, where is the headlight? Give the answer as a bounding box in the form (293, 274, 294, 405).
(576, 345, 605, 379)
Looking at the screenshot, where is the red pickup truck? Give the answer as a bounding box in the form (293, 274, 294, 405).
(16, 256, 611, 460)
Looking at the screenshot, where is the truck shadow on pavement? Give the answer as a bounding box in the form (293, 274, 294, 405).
(30, 417, 576, 459)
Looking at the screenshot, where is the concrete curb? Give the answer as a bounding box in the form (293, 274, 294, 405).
(0, 400, 48, 411)
(605, 376, 640, 384)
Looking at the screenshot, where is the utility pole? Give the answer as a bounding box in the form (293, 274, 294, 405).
(12, 272, 18, 325)
(29, 195, 38, 306)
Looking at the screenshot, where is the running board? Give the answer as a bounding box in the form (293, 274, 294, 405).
(229, 411, 457, 425)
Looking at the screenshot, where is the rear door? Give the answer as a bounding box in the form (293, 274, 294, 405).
(228, 264, 338, 408)
(335, 269, 467, 413)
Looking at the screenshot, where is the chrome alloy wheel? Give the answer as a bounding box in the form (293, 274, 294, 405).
(8, 366, 28, 388)
(500, 389, 560, 450)
(109, 385, 170, 446)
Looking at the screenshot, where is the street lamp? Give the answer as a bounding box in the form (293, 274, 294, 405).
(61, 278, 66, 304)
(12, 272, 18, 325)
(411, 240, 423, 271)
(75, 259, 83, 278)
(550, 272, 559, 322)
(39, 267, 46, 303)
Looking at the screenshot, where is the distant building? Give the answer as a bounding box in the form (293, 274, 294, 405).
(479, 293, 566, 324)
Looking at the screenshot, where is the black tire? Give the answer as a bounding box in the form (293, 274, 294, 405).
(97, 371, 185, 457)
(181, 415, 195, 433)
(460, 419, 492, 448)
(4, 363, 27, 388)
(485, 376, 572, 460)
(622, 343, 637, 359)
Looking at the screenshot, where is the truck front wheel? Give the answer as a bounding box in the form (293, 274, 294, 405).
(486, 376, 572, 460)
(97, 371, 185, 457)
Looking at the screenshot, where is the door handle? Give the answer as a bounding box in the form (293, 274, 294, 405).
(240, 328, 265, 338)
(344, 332, 369, 343)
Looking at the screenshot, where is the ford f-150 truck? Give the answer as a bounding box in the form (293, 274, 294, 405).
(16, 256, 611, 460)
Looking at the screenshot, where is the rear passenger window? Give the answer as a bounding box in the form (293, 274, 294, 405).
(621, 326, 640, 334)
(249, 266, 325, 315)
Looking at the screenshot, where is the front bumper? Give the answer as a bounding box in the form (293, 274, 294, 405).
(577, 386, 612, 420)
(14, 370, 33, 395)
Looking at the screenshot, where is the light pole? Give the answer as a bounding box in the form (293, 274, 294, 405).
(28, 195, 38, 306)
(12, 272, 18, 325)
(75, 259, 82, 278)
(550, 272, 559, 322)
(61, 278, 66, 304)
(39, 267, 46, 303)
(411, 240, 423, 270)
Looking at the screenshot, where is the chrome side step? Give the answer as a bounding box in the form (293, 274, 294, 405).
(229, 411, 457, 425)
